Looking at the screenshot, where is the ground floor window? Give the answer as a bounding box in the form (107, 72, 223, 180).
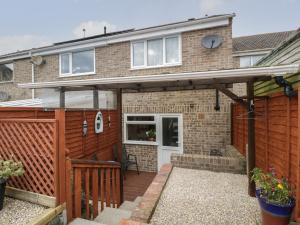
(124, 114, 182, 147)
(124, 114, 157, 144)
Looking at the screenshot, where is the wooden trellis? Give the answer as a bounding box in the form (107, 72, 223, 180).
(0, 118, 58, 197)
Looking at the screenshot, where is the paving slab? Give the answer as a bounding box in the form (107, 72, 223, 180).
(94, 208, 132, 225)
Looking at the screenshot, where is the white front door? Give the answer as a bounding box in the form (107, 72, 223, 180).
(157, 114, 183, 170)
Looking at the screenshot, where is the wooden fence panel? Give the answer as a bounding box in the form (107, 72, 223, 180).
(65, 110, 118, 160)
(232, 92, 300, 221)
(0, 119, 57, 197)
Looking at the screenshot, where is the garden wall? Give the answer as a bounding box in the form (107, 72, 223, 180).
(232, 90, 300, 221)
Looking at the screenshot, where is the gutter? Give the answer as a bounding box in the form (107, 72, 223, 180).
(18, 64, 299, 89)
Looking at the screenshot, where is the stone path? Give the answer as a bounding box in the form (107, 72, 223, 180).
(0, 197, 46, 225)
(151, 168, 261, 225)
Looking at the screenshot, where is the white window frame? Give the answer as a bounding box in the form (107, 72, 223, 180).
(59, 48, 96, 77)
(239, 54, 265, 68)
(124, 114, 158, 146)
(0, 63, 14, 84)
(130, 34, 182, 70)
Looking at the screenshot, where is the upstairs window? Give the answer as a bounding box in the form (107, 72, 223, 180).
(0, 63, 13, 82)
(131, 35, 181, 69)
(240, 55, 265, 68)
(59, 49, 95, 76)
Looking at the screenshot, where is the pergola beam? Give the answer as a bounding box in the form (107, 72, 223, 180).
(212, 82, 247, 105)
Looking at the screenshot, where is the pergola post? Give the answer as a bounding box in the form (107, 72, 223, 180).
(247, 80, 256, 197)
(59, 87, 65, 108)
(93, 88, 99, 109)
(116, 88, 124, 203)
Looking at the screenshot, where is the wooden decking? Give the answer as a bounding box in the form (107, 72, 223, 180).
(123, 170, 156, 201)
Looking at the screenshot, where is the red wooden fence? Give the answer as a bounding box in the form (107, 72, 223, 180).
(0, 118, 58, 197)
(0, 107, 119, 206)
(232, 89, 300, 221)
(66, 158, 121, 222)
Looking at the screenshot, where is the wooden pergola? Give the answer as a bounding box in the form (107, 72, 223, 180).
(19, 64, 299, 196)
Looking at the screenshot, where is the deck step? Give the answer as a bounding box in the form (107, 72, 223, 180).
(134, 196, 142, 204)
(119, 200, 138, 211)
(94, 208, 132, 225)
(69, 218, 106, 225)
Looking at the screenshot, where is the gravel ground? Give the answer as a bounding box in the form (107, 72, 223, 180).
(0, 197, 46, 225)
(151, 168, 261, 225)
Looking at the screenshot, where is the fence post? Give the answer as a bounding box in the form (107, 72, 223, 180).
(264, 98, 269, 172)
(55, 109, 66, 204)
(296, 87, 300, 222)
(286, 97, 291, 178)
(65, 158, 73, 222)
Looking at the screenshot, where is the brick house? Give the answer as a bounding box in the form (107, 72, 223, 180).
(0, 14, 296, 172)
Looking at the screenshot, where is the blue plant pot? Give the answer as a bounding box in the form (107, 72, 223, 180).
(256, 189, 295, 225)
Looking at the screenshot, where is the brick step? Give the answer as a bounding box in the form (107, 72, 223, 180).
(94, 208, 132, 225)
(69, 218, 106, 225)
(134, 196, 142, 204)
(119, 200, 139, 211)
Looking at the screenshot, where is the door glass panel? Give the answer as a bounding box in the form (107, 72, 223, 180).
(162, 117, 179, 147)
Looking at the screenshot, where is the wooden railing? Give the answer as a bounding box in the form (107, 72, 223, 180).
(66, 158, 122, 222)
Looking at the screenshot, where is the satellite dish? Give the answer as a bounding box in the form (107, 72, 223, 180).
(201, 35, 223, 49)
(31, 55, 45, 66)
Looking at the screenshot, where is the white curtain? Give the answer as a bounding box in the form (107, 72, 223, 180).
(147, 39, 163, 66)
(166, 37, 179, 64)
(133, 42, 144, 67)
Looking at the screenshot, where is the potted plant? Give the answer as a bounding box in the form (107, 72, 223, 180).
(0, 160, 24, 210)
(251, 167, 295, 225)
(145, 129, 156, 142)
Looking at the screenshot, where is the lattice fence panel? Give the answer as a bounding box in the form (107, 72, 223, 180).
(0, 119, 57, 196)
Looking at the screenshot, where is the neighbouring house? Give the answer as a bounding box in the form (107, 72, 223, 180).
(0, 14, 297, 172)
(233, 30, 297, 68)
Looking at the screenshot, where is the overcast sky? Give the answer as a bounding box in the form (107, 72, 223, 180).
(0, 0, 299, 55)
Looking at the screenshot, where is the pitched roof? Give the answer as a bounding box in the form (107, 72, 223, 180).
(0, 14, 234, 60)
(233, 30, 297, 52)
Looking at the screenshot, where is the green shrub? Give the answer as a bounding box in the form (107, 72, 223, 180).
(0, 160, 24, 181)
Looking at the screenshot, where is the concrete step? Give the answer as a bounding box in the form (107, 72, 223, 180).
(119, 200, 138, 211)
(69, 218, 106, 225)
(94, 208, 132, 225)
(134, 196, 142, 204)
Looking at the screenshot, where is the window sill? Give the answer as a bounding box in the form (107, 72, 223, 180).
(124, 141, 158, 146)
(130, 63, 182, 71)
(59, 72, 96, 78)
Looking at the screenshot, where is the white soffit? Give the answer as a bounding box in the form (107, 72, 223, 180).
(18, 64, 299, 89)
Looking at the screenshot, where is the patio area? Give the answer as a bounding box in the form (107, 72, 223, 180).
(123, 171, 156, 201)
(150, 167, 260, 225)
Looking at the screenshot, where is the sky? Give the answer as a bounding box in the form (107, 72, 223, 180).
(0, 0, 299, 55)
